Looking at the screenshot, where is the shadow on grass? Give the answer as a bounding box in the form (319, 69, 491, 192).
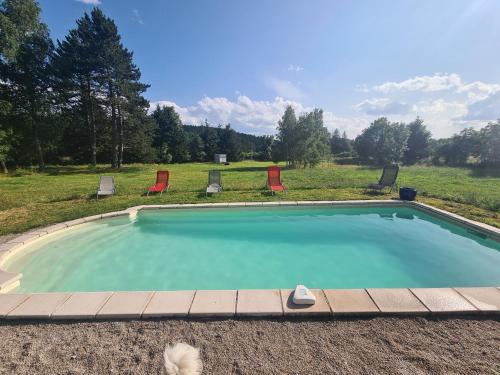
(221, 166, 271, 173)
(43, 165, 144, 176)
(467, 167, 500, 178)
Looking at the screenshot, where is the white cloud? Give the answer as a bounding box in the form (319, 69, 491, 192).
(354, 98, 410, 115)
(266, 78, 304, 101)
(373, 73, 462, 93)
(412, 99, 467, 116)
(76, 0, 101, 4)
(150, 96, 305, 134)
(370, 73, 500, 102)
(358, 73, 500, 137)
(150, 95, 367, 137)
(287, 64, 304, 72)
(456, 81, 500, 102)
(461, 92, 500, 121)
(132, 9, 144, 24)
(148, 74, 500, 140)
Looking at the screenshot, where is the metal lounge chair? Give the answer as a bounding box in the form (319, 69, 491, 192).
(147, 170, 170, 196)
(366, 164, 399, 193)
(96, 176, 116, 199)
(206, 170, 223, 196)
(267, 166, 286, 194)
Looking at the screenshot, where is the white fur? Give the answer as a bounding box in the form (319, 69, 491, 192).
(163, 342, 202, 375)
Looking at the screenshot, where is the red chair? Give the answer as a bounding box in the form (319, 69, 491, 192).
(267, 166, 286, 194)
(147, 170, 170, 196)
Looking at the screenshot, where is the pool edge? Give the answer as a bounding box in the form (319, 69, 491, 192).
(1, 287, 499, 320)
(1, 200, 499, 319)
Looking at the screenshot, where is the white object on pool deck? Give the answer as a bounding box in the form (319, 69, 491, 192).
(293, 285, 316, 305)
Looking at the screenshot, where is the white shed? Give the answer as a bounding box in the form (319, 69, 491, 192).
(214, 154, 227, 163)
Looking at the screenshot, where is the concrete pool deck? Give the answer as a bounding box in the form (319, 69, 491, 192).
(0, 200, 499, 319)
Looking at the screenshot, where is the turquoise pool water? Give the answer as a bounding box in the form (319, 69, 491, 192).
(5, 206, 500, 292)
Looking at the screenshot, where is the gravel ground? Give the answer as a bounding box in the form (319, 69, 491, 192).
(0, 316, 499, 374)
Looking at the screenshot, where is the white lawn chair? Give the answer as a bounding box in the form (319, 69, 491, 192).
(97, 176, 116, 199)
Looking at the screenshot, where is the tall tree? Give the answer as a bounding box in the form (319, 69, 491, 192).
(297, 108, 330, 167)
(53, 8, 150, 168)
(478, 121, 500, 165)
(201, 120, 219, 161)
(188, 133, 206, 162)
(152, 105, 189, 163)
(330, 128, 352, 155)
(403, 117, 431, 165)
(0, 0, 53, 169)
(354, 117, 409, 165)
(53, 9, 106, 167)
(219, 124, 242, 161)
(0, 0, 42, 61)
(274, 105, 298, 166)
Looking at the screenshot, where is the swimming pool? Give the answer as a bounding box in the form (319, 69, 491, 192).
(4, 205, 500, 292)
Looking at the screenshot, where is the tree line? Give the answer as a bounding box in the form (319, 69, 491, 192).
(351, 117, 500, 167)
(0, 1, 275, 172)
(1, 1, 498, 172)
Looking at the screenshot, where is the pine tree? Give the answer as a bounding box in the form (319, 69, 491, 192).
(188, 134, 206, 162)
(53, 8, 150, 168)
(219, 124, 242, 161)
(275, 105, 298, 166)
(403, 117, 431, 165)
(152, 105, 189, 163)
(202, 120, 219, 161)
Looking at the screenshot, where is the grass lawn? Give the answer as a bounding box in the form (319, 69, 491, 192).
(0, 161, 499, 235)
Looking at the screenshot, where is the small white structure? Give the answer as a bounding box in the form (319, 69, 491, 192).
(214, 154, 227, 163)
(293, 284, 316, 305)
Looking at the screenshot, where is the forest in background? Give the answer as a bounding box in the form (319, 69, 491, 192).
(0, 0, 499, 173)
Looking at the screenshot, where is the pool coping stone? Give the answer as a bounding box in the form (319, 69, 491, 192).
(281, 289, 331, 316)
(236, 289, 283, 317)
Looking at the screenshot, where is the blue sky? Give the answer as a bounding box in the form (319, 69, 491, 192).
(39, 0, 500, 137)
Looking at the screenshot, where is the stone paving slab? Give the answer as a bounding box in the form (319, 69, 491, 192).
(278, 201, 298, 206)
(0, 294, 29, 317)
(455, 287, 500, 312)
(96, 292, 153, 319)
(0, 270, 22, 290)
(411, 288, 477, 313)
(236, 290, 283, 316)
(101, 211, 128, 219)
(367, 289, 429, 313)
(43, 223, 69, 233)
(281, 289, 331, 316)
(189, 290, 237, 317)
(142, 291, 195, 318)
(52, 292, 112, 319)
(64, 218, 86, 227)
(324, 289, 379, 315)
(0, 243, 20, 252)
(261, 202, 281, 206)
(83, 214, 103, 222)
(6, 233, 41, 244)
(7, 293, 71, 319)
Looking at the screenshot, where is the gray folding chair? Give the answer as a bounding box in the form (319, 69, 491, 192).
(366, 164, 399, 193)
(206, 170, 223, 196)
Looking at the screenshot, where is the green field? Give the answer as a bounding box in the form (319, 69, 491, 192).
(0, 161, 499, 235)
